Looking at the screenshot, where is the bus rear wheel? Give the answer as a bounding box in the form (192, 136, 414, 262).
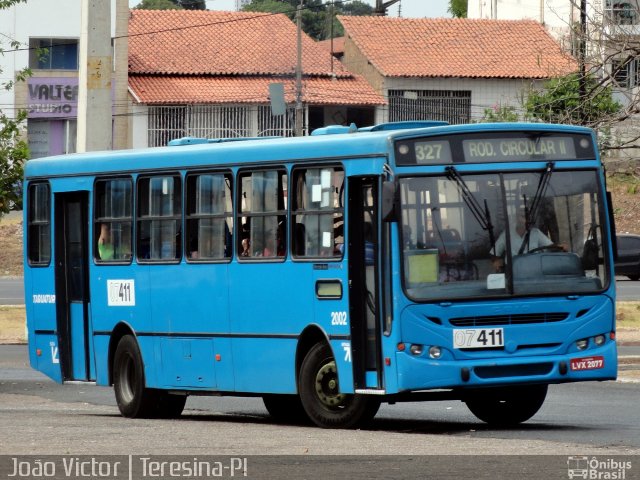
(464, 384, 548, 426)
(113, 335, 186, 418)
(298, 343, 380, 428)
(262, 394, 310, 424)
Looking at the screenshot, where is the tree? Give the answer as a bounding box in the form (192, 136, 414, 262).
(480, 104, 520, 123)
(134, 0, 183, 9)
(242, 0, 373, 40)
(525, 73, 621, 126)
(0, 0, 29, 219)
(174, 0, 205, 10)
(448, 0, 467, 18)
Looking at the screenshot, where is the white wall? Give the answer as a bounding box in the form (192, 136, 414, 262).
(376, 77, 541, 123)
(467, 0, 576, 35)
(131, 102, 148, 149)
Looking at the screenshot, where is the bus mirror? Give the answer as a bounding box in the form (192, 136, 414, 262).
(381, 181, 397, 222)
(607, 191, 618, 260)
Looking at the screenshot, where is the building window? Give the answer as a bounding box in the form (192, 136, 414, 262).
(28, 120, 77, 159)
(388, 90, 471, 124)
(606, 1, 638, 24)
(137, 174, 182, 262)
(147, 105, 308, 147)
(29, 38, 78, 70)
(27, 182, 51, 266)
(185, 172, 233, 261)
(238, 169, 287, 259)
(94, 178, 133, 263)
(292, 167, 344, 258)
(612, 57, 640, 88)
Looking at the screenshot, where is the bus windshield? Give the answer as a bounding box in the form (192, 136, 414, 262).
(399, 169, 609, 301)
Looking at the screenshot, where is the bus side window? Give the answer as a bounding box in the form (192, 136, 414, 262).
(94, 177, 133, 263)
(27, 182, 51, 266)
(238, 169, 287, 260)
(185, 172, 233, 261)
(292, 166, 344, 259)
(137, 174, 182, 262)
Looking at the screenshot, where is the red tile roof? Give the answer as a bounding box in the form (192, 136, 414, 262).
(338, 16, 577, 79)
(129, 75, 385, 106)
(318, 36, 345, 55)
(129, 9, 350, 78)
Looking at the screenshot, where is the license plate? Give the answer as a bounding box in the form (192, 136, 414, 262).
(570, 356, 604, 371)
(453, 328, 504, 349)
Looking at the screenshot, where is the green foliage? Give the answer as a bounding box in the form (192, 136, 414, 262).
(135, 0, 183, 9)
(481, 105, 519, 122)
(174, 0, 205, 9)
(0, 0, 26, 7)
(525, 73, 621, 126)
(448, 0, 467, 18)
(0, 0, 30, 219)
(0, 110, 28, 215)
(242, 0, 373, 40)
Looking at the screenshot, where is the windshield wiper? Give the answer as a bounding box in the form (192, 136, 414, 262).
(445, 166, 496, 248)
(523, 161, 554, 231)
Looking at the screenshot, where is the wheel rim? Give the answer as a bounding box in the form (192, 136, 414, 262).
(313, 360, 346, 409)
(119, 352, 136, 404)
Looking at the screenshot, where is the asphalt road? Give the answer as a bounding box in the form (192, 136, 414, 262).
(1, 345, 639, 459)
(0, 277, 23, 305)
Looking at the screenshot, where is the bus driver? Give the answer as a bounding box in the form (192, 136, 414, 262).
(490, 211, 562, 272)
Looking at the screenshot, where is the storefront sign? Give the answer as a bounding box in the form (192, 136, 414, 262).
(27, 77, 78, 118)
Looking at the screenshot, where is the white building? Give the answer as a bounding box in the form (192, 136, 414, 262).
(0, 0, 129, 157)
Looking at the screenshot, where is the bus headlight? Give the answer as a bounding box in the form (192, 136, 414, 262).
(410, 344, 423, 356)
(576, 339, 589, 350)
(594, 334, 606, 346)
(428, 346, 442, 359)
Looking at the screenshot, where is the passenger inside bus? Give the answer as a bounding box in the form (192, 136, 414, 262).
(241, 237, 250, 257)
(97, 223, 114, 260)
(490, 211, 563, 272)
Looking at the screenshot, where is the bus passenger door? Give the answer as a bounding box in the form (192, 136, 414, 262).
(348, 177, 382, 390)
(54, 192, 93, 381)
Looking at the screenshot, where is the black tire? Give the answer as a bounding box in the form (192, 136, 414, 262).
(113, 334, 158, 418)
(464, 384, 548, 426)
(153, 391, 187, 419)
(298, 343, 380, 428)
(262, 394, 310, 424)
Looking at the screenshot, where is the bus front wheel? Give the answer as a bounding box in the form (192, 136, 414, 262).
(113, 335, 186, 418)
(464, 384, 548, 426)
(298, 343, 380, 428)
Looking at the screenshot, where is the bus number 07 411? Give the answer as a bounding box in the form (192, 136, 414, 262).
(453, 328, 504, 349)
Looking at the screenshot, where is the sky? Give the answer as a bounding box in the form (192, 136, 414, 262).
(128, 0, 451, 18)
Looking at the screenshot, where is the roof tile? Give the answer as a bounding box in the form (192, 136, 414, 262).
(129, 9, 350, 77)
(338, 16, 577, 79)
(129, 75, 385, 106)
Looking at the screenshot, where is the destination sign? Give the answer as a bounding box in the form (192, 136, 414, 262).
(396, 132, 595, 165)
(462, 137, 576, 162)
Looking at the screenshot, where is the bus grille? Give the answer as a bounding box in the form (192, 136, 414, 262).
(449, 312, 568, 327)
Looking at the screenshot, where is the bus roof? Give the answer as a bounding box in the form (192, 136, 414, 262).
(24, 122, 595, 180)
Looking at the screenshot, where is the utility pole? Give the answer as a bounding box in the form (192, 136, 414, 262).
(77, 0, 112, 152)
(374, 0, 401, 16)
(578, 0, 587, 125)
(295, 2, 304, 136)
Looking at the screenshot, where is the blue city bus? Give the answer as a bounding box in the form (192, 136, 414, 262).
(23, 121, 618, 427)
